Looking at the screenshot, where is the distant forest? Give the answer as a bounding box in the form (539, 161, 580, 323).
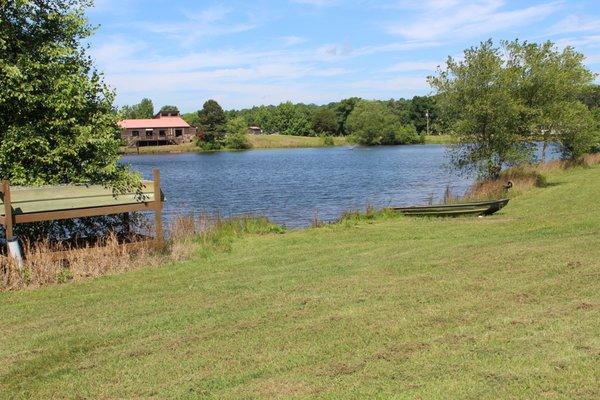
(184, 96, 439, 137)
(119, 82, 600, 149)
(119, 96, 439, 137)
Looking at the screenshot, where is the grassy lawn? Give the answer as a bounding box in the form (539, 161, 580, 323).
(247, 134, 348, 148)
(424, 134, 457, 144)
(1, 165, 599, 398)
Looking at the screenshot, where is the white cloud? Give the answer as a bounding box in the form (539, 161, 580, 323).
(387, 1, 562, 41)
(126, 5, 263, 47)
(554, 35, 600, 50)
(281, 36, 307, 46)
(290, 0, 339, 6)
(383, 60, 440, 72)
(548, 14, 600, 35)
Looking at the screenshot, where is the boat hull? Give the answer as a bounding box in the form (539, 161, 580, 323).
(392, 199, 509, 217)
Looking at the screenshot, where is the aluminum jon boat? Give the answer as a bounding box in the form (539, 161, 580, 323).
(392, 199, 510, 217)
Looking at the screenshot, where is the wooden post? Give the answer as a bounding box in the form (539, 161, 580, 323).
(123, 212, 130, 239)
(2, 180, 14, 240)
(153, 169, 163, 249)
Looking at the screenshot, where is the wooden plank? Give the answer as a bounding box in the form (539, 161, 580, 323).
(14, 202, 153, 224)
(3, 181, 154, 202)
(1, 193, 155, 216)
(0, 182, 155, 216)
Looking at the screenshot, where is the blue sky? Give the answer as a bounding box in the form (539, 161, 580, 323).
(88, 0, 600, 112)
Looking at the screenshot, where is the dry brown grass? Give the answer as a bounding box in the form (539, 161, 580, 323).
(0, 234, 164, 290)
(0, 215, 210, 291)
(467, 154, 600, 200)
(1, 212, 284, 291)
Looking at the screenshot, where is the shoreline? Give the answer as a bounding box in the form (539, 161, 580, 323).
(120, 134, 457, 155)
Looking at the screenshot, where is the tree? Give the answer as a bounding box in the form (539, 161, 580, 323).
(160, 105, 179, 114)
(197, 100, 226, 143)
(410, 96, 438, 134)
(429, 40, 529, 179)
(505, 40, 597, 160)
(386, 98, 412, 125)
(579, 84, 600, 109)
(224, 116, 251, 149)
(181, 112, 201, 127)
(312, 107, 338, 135)
(120, 98, 154, 119)
(273, 102, 313, 136)
(335, 97, 360, 135)
(0, 0, 135, 188)
(346, 101, 403, 145)
(429, 39, 597, 179)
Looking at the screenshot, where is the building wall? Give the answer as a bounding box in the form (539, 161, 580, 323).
(121, 126, 196, 147)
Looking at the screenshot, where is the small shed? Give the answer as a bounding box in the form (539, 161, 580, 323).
(248, 126, 263, 135)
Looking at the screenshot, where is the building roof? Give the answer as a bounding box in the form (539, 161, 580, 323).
(119, 116, 191, 129)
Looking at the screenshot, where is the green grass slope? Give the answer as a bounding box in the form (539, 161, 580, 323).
(1, 166, 599, 399)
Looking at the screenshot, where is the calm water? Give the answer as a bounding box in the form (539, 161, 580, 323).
(123, 145, 477, 227)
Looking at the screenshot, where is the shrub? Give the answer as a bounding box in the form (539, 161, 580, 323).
(224, 117, 251, 149)
(395, 124, 424, 144)
(196, 139, 222, 151)
(320, 135, 335, 146)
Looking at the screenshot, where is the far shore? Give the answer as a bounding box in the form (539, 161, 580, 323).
(120, 134, 457, 155)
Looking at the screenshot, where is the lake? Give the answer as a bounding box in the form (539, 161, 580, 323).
(122, 145, 478, 228)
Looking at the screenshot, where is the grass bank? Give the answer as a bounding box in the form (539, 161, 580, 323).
(120, 134, 453, 154)
(424, 134, 457, 144)
(1, 163, 599, 398)
(120, 135, 349, 154)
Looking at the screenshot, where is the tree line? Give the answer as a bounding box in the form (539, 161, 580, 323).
(120, 96, 436, 149)
(3, 0, 599, 190)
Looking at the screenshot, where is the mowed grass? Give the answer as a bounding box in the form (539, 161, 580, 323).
(1, 166, 599, 399)
(246, 134, 348, 148)
(423, 134, 457, 144)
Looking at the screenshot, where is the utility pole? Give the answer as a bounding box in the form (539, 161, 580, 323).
(425, 109, 430, 135)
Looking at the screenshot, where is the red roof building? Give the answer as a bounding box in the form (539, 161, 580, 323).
(119, 111, 196, 147)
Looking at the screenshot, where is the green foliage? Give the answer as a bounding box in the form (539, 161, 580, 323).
(120, 98, 154, 119)
(346, 101, 423, 145)
(410, 95, 438, 134)
(312, 107, 338, 135)
(320, 135, 335, 146)
(579, 83, 600, 109)
(160, 105, 179, 114)
(273, 102, 313, 136)
(429, 39, 597, 178)
(224, 116, 251, 149)
(506, 40, 598, 160)
(395, 123, 424, 144)
(334, 97, 360, 135)
(195, 139, 222, 151)
(188, 96, 437, 145)
(181, 112, 201, 127)
(199, 216, 285, 254)
(0, 0, 136, 189)
(386, 98, 412, 125)
(197, 99, 226, 144)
